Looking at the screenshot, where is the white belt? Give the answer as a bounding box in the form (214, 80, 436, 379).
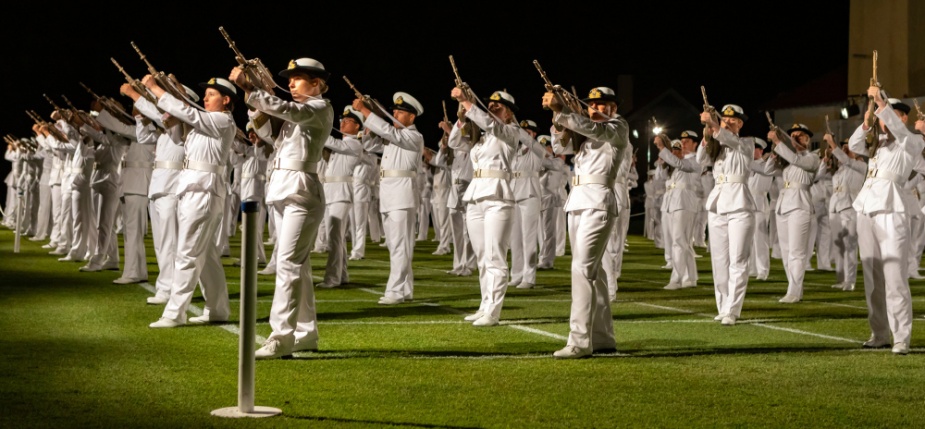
(783, 181, 811, 190)
(572, 174, 611, 186)
(867, 169, 906, 185)
(122, 161, 153, 169)
(473, 169, 511, 180)
(183, 159, 225, 175)
(380, 169, 416, 178)
(155, 160, 184, 170)
(613, 178, 627, 186)
(667, 182, 686, 190)
(273, 158, 318, 174)
(67, 167, 83, 174)
(714, 174, 747, 185)
(241, 173, 266, 181)
(512, 171, 539, 178)
(324, 175, 353, 183)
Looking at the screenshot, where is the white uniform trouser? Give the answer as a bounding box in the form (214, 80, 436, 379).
(253, 202, 267, 264)
(88, 183, 120, 267)
(694, 205, 708, 247)
(467, 199, 514, 320)
(314, 206, 329, 251)
(150, 194, 178, 300)
(748, 207, 770, 278)
(602, 217, 622, 299)
(58, 183, 74, 252)
(449, 207, 476, 272)
(830, 208, 858, 286)
(777, 209, 812, 299)
(857, 212, 912, 345)
(908, 212, 925, 276)
(323, 201, 351, 285)
(708, 210, 754, 318)
(539, 206, 558, 268)
(566, 208, 616, 351)
(121, 194, 149, 280)
(350, 199, 369, 258)
(368, 196, 382, 242)
(383, 208, 415, 300)
(614, 207, 630, 277)
(266, 197, 324, 348)
(653, 208, 664, 248)
(660, 210, 672, 264)
(49, 184, 62, 245)
(668, 209, 697, 286)
(264, 203, 281, 271)
(33, 181, 52, 239)
(556, 208, 566, 256)
(768, 199, 780, 258)
(161, 191, 229, 323)
(66, 183, 93, 259)
(416, 198, 432, 241)
(813, 200, 833, 269)
(509, 197, 540, 285)
(432, 203, 451, 252)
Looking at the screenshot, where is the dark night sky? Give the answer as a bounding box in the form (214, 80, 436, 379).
(1, 2, 849, 200)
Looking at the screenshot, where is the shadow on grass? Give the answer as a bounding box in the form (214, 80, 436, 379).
(281, 413, 482, 429)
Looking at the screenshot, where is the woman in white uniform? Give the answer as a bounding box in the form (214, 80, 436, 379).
(449, 87, 518, 327)
(228, 58, 333, 359)
(848, 88, 924, 355)
(545, 86, 628, 358)
(147, 75, 235, 328)
(766, 124, 819, 303)
(825, 135, 866, 291)
(697, 104, 756, 325)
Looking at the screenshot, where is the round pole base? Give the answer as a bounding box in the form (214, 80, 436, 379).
(211, 406, 282, 418)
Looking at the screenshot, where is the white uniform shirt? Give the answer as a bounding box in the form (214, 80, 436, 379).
(362, 114, 424, 212)
(849, 106, 925, 214)
(697, 128, 756, 214)
(157, 93, 235, 197)
(247, 89, 333, 204)
(323, 134, 362, 204)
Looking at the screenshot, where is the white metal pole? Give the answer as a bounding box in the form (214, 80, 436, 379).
(212, 201, 281, 419)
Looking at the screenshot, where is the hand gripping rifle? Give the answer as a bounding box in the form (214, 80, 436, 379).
(27, 110, 68, 142)
(218, 26, 282, 93)
(534, 59, 587, 150)
(448, 55, 482, 142)
(342, 75, 390, 122)
(699, 86, 723, 160)
(823, 114, 838, 171)
(61, 94, 102, 129)
(765, 111, 796, 152)
(43, 93, 71, 123)
(79, 82, 135, 125)
(914, 98, 925, 122)
(111, 57, 158, 104)
(130, 41, 200, 106)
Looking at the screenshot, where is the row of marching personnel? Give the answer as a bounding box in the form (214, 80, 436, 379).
(7, 55, 920, 359)
(2, 54, 643, 360)
(641, 86, 925, 355)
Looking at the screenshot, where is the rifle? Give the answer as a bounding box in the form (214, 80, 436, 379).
(342, 75, 390, 121)
(765, 111, 795, 152)
(534, 59, 586, 149)
(914, 98, 925, 122)
(440, 100, 449, 144)
(700, 86, 722, 160)
(26, 110, 68, 142)
(130, 41, 199, 105)
(448, 55, 482, 142)
(111, 57, 158, 104)
(42, 93, 71, 123)
(61, 94, 102, 129)
(79, 82, 135, 125)
(218, 26, 281, 93)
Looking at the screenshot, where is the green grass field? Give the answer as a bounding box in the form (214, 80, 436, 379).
(2, 223, 924, 428)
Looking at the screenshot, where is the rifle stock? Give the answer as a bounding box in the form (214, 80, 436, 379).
(342, 75, 389, 120)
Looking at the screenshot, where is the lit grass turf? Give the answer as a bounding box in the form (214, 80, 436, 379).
(1, 226, 925, 428)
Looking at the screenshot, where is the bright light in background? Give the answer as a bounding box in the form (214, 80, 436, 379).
(652, 126, 663, 134)
(632, 129, 639, 139)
